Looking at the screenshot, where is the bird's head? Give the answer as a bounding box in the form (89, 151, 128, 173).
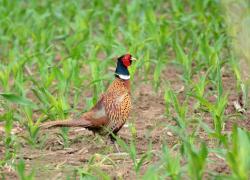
(115, 54, 137, 80)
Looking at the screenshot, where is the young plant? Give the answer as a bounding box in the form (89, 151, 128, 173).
(172, 38, 192, 84)
(182, 141, 208, 180)
(75, 153, 115, 180)
(115, 123, 152, 176)
(57, 127, 70, 148)
(164, 88, 188, 130)
(192, 73, 208, 110)
(16, 159, 35, 180)
(190, 61, 228, 145)
(142, 166, 160, 180)
(226, 126, 250, 180)
(190, 93, 228, 145)
(0, 111, 16, 168)
(0, 67, 11, 91)
(31, 86, 69, 120)
(22, 107, 40, 147)
(153, 59, 164, 91)
(162, 144, 181, 180)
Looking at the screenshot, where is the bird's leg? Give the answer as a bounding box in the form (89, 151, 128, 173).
(92, 132, 99, 142)
(109, 133, 117, 143)
(114, 142, 120, 153)
(108, 132, 121, 153)
(92, 131, 96, 138)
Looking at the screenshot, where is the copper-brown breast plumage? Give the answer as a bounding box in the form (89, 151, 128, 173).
(102, 78, 132, 133)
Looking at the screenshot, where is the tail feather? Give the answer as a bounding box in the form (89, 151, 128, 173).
(40, 118, 92, 129)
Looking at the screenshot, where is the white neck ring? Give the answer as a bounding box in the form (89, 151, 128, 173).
(116, 74, 130, 80)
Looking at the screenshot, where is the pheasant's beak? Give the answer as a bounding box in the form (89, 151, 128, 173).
(131, 57, 137, 61)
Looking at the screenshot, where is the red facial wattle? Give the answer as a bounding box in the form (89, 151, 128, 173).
(122, 54, 132, 67)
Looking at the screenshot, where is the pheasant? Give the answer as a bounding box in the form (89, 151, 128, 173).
(40, 54, 137, 141)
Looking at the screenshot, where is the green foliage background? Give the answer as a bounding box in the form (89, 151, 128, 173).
(0, 0, 249, 179)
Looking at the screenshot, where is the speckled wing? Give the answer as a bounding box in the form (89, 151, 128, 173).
(83, 96, 109, 127)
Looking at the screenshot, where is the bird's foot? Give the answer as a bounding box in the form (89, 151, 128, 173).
(114, 142, 121, 153)
(107, 136, 121, 153)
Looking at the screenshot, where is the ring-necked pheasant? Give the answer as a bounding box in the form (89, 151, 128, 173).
(40, 54, 137, 141)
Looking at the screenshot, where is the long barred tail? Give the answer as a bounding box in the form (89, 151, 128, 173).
(39, 118, 92, 129)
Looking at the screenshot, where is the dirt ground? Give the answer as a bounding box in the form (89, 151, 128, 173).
(1, 64, 250, 179)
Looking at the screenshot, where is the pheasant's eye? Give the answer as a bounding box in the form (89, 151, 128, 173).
(122, 54, 131, 67)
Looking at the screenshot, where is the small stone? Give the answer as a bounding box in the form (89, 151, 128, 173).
(167, 131, 173, 137)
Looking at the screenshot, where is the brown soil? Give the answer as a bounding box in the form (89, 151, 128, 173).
(0, 64, 249, 179)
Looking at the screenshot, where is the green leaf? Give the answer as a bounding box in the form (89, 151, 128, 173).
(0, 93, 34, 106)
